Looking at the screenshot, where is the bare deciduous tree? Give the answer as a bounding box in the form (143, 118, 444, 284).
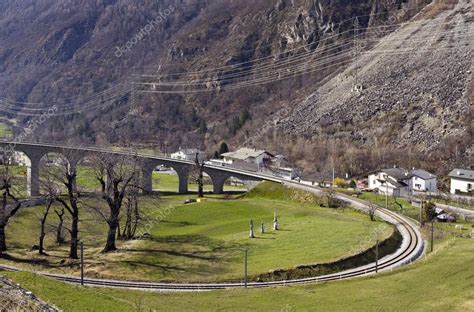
(55, 207, 65, 245)
(92, 154, 139, 253)
(119, 180, 141, 240)
(368, 202, 377, 221)
(0, 160, 22, 257)
(41, 152, 80, 259)
(38, 198, 54, 255)
(324, 188, 336, 208)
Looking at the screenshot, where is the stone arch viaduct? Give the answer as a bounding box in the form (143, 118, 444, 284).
(0, 142, 281, 196)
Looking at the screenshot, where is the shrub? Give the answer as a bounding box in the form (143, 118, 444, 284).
(334, 177, 347, 188)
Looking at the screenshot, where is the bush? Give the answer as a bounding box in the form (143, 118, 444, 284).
(334, 177, 347, 188)
(421, 202, 437, 226)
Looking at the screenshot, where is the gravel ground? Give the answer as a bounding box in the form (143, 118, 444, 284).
(279, 0, 473, 150)
(0, 276, 59, 312)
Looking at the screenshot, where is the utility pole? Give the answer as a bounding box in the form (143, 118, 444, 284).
(375, 232, 379, 273)
(195, 152, 204, 198)
(332, 167, 335, 188)
(353, 17, 360, 93)
(430, 221, 434, 252)
(130, 81, 137, 114)
(80, 241, 84, 286)
(385, 182, 388, 209)
(419, 197, 423, 227)
(244, 247, 248, 289)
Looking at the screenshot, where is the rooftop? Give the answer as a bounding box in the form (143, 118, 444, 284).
(303, 172, 333, 182)
(381, 168, 410, 180)
(410, 169, 436, 179)
(221, 147, 271, 160)
(228, 161, 259, 172)
(173, 148, 203, 155)
(378, 168, 436, 180)
(448, 168, 474, 181)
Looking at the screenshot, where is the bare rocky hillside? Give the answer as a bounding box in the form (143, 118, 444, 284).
(279, 0, 473, 153)
(0, 0, 471, 174)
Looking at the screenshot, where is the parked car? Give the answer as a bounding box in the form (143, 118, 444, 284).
(155, 165, 170, 171)
(436, 213, 456, 222)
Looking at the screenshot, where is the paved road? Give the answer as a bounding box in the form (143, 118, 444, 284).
(434, 202, 474, 218)
(0, 181, 425, 292)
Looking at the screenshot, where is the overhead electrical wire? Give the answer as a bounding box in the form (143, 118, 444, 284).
(137, 15, 460, 79)
(0, 15, 470, 116)
(135, 31, 473, 90)
(135, 29, 472, 89)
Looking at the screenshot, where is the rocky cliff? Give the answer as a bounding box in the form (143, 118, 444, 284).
(1, 0, 471, 174)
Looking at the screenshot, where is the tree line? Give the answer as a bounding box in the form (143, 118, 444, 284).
(0, 151, 149, 259)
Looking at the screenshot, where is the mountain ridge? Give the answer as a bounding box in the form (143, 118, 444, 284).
(0, 0, 471, 175)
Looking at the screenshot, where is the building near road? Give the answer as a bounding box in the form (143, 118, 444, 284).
(206, 148, 300, 180)
(409, 169, 437, 193)
(449, 168, 474, 195)
(1, 151, 29, 166)
(10, 151, 29, 166)
(368, 167, 436, 196)
(301, 172, 334, 188)
(170, 148, 205, 162)
(221, 147, 273, 166)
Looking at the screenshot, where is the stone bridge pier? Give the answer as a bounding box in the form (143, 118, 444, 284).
(14, 145, 52, 197)
(23, 147, 86, 196)
(204, 167, 262, 194)
(0, 142, 271, 197)
(140, 160, 191, 194)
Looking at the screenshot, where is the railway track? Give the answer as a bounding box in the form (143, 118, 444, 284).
(0, 182, 424, 291)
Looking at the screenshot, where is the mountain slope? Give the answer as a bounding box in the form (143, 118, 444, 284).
(280, 0, 472, 149)
(1, 0, 471, 175)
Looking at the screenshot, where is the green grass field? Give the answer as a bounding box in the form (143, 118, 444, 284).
(6, 165, 246, 195)
(336, 188, 421, 221)
(432, 197, 474, 211)
(0, 182, 391, 283)
(152, 171, 246, 193)
(3, 237, 473, 311)
(0, 122, 12, 139)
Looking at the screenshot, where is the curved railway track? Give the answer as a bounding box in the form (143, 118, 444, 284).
(0, 182, 424, 291)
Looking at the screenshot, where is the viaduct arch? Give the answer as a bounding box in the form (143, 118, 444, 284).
(0, 142, 273, 196)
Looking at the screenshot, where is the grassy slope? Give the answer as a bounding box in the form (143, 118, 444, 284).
(1, 182, 391, 283)
(432, 198, 474, 211)
(0, 123, 12, 139)
(152, 171, 246, 192)
(3, 238, 473, 311)
(336, 188, 421, 220)
(6, 165, 245, 194)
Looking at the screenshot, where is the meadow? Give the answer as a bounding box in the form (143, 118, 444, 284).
(1, 182, 391, 283)
(3, 237, 473, 311)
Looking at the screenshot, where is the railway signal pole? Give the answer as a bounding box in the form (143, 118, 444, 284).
(419, 197, 423, 227)
(80, 241, 84, 286)
(244, 247, 248, 289)
(195, 152, 204, 198)
(430, 221, 434, 252)
(375, 232, 379, 273)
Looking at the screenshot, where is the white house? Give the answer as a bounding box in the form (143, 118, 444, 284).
(267, 155, 300, 180)
(302, 172, 334, 188)
(7, 151, 30, 166)
(220, 148, 273, 166)
(449, 168, 474, 194)
(368, 168, 411, 196)
(170, 148, 205, 162)
(409, 169, 437, 193)
(368, 168, 436, 196)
